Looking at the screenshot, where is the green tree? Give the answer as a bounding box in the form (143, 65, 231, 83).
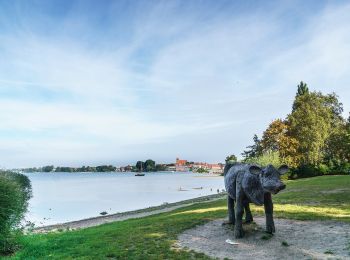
(144, 159, 156, 172)
(242, 134, 263, 160)
(42, 165, 54, 172)
(0, 171, 32, 254)
(292, 81, 309, 112)
(225, 154, 237, 163)
(155, 164, 167, 171)
(241, 82, 349, 176)
(288, 90, 343, 166)
(261, 119, 287, 151)
(260, 119, 300, 167)
(296, 81, 309, 96)
(135, 161, 144, 172)
(96, 165, 116, 172)
(325, 119, 350, 165)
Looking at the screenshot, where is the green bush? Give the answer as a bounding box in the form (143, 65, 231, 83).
(244, 150, 282, 168)
(0, 171, 32, 255)
(243, 151, 292, 180)
(329, 161, 350, 175)
(317, 164, 330, 175)
(195, 168, 209, 173)
(290, 165, 319, 179)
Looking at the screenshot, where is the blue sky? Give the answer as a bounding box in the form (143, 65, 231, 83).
(0, 0, 349, 167)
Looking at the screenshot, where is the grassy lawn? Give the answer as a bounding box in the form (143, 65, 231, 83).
(4, 175, 350, 259)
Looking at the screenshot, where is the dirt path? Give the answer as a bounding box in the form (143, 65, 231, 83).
(177, 218, 350, 260)
(33, 193, 225, 233)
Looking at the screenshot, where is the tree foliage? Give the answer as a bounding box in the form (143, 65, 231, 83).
(225, 154, 237, 163)
(260, 119, 300, 167)
(288, 91, 339, 165)
(42, 165, 54, 172)
(296, 81, 309, 96)
(135, 161, 145, 172)
(261, 119, 287, 151)
(241, 134, 263, 160)
(144, 159, 156, 172)
(241, 81, 349, 177)
(244, 150, 282, 168)
(0, 171, 32, 255)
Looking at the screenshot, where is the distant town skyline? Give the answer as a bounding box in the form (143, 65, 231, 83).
(0, 0, 349, 167)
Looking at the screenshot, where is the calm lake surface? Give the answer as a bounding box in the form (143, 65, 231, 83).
(24, 172, 224, 226)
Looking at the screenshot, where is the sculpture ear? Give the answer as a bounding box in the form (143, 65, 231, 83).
(278, 165, 289, 175)
(249, 165, 262, 175)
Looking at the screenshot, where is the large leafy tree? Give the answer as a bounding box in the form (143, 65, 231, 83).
(144, 159, 156, 172)
(240, 81, 349, 175)
(287, 89, 344, 166)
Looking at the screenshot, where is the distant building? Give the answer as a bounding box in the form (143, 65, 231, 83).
(175, 158, 224, 173)
(119, 165, 133, 172)
(191, 162, 224, 174)
(175, 158, 190, 172)
(208, 163, 224, 174)
(166, 165, 176, 171)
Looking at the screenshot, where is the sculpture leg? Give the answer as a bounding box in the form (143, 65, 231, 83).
(228, 196, 235, 225)
(244, 203, 253, 223)
(223, 195, 235, 225)
(264, 193, 275, 233)
(234, 192, 244, 238)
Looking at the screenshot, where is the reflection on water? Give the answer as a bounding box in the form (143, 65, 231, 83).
(24, 172, 224, 226)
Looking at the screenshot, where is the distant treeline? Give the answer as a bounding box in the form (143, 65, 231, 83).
(134, 159, 169, 172)
(23, 165, 117, 173)
(22, 160, 172, 173)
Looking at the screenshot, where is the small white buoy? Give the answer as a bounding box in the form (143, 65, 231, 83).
(225, 239, 239, 245)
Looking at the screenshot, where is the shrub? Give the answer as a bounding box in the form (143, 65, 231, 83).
(195, 168, 209, 173)
(329, 161, 350, 175)
(243, 151, 291, 179)
(317, 164, 330, 175)
(244, 150, 282, 168)
(290, 164, 319, 179)
(0, 171, 32, 255)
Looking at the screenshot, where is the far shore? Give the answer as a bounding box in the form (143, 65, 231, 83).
(33, 193, 226, 233)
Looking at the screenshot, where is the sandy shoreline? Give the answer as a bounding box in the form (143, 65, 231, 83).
(34, 193, 226, 233)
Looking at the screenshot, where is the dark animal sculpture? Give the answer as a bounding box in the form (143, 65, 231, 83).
(224, 163, 288, 238)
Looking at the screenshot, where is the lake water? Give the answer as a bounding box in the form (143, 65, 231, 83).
(24, 172, 225, 226)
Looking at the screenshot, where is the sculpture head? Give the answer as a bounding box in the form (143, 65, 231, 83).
(249, 164, 288, 194)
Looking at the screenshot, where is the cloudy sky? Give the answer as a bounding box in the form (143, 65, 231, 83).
(0, 0, 349, 168)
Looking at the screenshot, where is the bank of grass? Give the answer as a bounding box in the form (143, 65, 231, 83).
(5, 175, 350, 259)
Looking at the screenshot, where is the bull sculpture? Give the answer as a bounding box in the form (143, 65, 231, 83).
(224, 163, 288, 238)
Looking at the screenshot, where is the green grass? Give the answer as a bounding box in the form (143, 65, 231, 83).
(3, 175, 350, 259)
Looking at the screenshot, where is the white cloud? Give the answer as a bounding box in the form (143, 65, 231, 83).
(0, 1, 349, 167)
